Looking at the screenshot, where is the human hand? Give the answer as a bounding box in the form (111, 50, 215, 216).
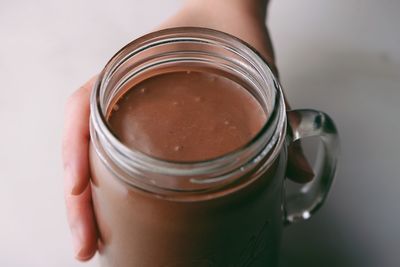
(62, 0, 313, 261)
(63, 76, 97, 261)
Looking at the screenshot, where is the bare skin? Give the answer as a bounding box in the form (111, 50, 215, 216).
(62, 0, 313, 261)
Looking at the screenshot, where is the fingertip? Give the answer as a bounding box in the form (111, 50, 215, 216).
(71, 221, 97, 262)
(286, 142, 315, 183)
(286, 163, 314, 183)
(73, 223, 97, 262)
(75, 245, 97, 262)
(66, 186, 98, 262)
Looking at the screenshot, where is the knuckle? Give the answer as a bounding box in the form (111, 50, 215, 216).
(66, 89, 82, 108)
(61, 142, 70, 168)
(66, 82, 91, 108)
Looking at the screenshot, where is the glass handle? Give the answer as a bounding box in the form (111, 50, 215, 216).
(284, 109, 339, 225)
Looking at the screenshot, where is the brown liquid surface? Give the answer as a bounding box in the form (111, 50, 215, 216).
(108, 71, 266, 161)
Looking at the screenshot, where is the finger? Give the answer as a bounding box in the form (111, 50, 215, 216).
(62, 77, 96, 195)
(286, 141, 314, 183)
(65, 183, 98, 261)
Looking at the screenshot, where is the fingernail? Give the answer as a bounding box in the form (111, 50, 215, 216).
(71, 225, 84, 259)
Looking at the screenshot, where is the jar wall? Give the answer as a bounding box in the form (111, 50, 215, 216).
(90, 144, 287, 267)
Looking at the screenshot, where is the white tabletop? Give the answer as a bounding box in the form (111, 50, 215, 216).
(1, 0, 399, 266)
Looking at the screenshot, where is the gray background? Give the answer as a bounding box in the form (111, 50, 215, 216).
(0, 0, 399, 266)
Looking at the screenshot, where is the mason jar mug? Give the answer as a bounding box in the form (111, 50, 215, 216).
(89, 27, 339, 267)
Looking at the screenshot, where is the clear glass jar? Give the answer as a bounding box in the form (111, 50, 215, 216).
(89, 27, 339, 266)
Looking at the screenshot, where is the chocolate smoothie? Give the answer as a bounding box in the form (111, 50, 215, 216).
(90, 70, 285, 266)
(108, 71, 266, 161)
